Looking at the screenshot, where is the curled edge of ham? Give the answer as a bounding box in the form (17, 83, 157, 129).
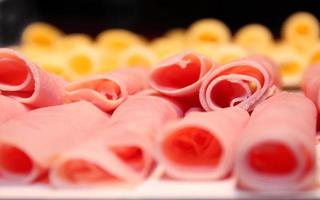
(0, 101, 110, 184)
(0, 48, 66, 107)
(235, 92, 317, 192)
(149, 51, 214, 97)
(301, 65, 320, 111)
(49, 95, 183, 188)
(0, 95, 30, 124)
(156, 107, 249, 180)
(199, 55, 281, 111)
(64, 68, 150, 112)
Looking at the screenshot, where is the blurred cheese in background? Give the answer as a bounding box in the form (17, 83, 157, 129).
(150, 36, 185, 59)
(282, 12, 319, 52)
(271, 43, 307, 87)
(21, 22, 63, 49)
(12, 11, 320, 88)
(213, 44, 248, 64)
(118, 45, 158, 68)
(234, 24, 274, 53)
(54, 34, 93, 51)
(186, 19, 231, 46)
(64, 45, 100, 80)
(96, 29, 146, 52)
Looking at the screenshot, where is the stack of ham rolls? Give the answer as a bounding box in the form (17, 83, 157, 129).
(0, 47, 319, 196)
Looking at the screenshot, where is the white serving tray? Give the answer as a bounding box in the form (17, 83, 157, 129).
(0, 179, 319, 199)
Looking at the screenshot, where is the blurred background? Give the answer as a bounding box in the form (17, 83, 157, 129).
(0, 0, 320, 46)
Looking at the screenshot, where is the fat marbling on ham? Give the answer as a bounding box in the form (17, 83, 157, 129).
(199, 55, 281, 111)
(236, 92, 316, 192)
(64, 68, 149, 112)
(156, 108, 249, 180)
(50, 94, 183, 187)
(0, 48, 66, 107)
(0, 101, 109, 184)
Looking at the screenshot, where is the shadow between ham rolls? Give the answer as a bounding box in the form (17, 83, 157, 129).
(236, 92, 316, 192)
(156, 107, 249, 180)
(0, 101, 109, 184)
(49, 95, 183, 187)
(0, 48, 66, 108)
(199, 55, 281, 111)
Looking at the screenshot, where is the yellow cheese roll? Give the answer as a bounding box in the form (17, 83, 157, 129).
(54, 34, 93, 51)
(234, 24, 273, 53)
(306, 43, 320, 65)
(186, 18, 231, 45)
(96, 29, 146, 52)
(96, 47, 120, 72)
(21, 22, 63, 49)
(189, 43, 218, 59)
(165, 28, 186, 41)
(214, 44, 248, 64)
(271, 44, 307, 87)
(64, 45, 100, 80)
(282, 12, 319, 52)
(150, 37, 185, 59)
(118, 45, 158, 68)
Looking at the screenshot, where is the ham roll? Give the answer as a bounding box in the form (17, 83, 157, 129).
(156, 108, 249, 180)
(301, 65, 320, 110)
(0, 48, 66, 107)
(50, 95, 182, 187)
(200, 55, 280, 111)
(149, 51, 214, 98)
(0, 95, 30, 124)
(236, 92, 317, 192)
(64, 68, 149, 112)
(0, 101, 109, 184)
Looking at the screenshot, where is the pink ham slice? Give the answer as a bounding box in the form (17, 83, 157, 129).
(236, 92, 316, 192)
(64, 68, 149, 112)
(0, 95, 29, 124)
(199, 55, 281, 111)
(156, 108, 249, 180)
(301, 65, 320, 111)
(50, 95, 182, 187)
(0, 101, 109, 184)
(149, 51, 214, 103)
(0, 48, 66, 107)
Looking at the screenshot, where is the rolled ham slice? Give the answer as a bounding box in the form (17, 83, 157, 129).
(301, 65, 320, 111)
(149, 51, 214, 98)
(50, 95, 182, 187)
(64, 68, 149, 112)
(0, 101, 109, 184)
(236, 92, 316, 192)
(0, 95, 30, 124)
(156, 108, 249, 180)
(0, 48, 66, 107)
(199, 55, 281, 111)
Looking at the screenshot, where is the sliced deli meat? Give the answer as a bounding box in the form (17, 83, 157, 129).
(0, 95, 30, 124)
(64, 68, 149, 112)
(149, 51, 214, 99)
(199, 56, 280, 111)
(236, 92, 317, 192)
(0, 48, 66, 107)
(157, 108, 249, 180)
(50, 95, 182, 187)
(301, 65, 320, 110)
(0, 101, 109, 184)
